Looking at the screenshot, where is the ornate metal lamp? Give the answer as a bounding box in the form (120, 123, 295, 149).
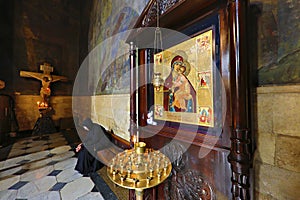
(152, 72, 164, 91)
(152, 0, 164, 91)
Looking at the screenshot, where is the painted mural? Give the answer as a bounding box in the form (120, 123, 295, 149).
(257, 0, 300, 85)
(88, 0, 149, 94)
(89, 0, 300, 89)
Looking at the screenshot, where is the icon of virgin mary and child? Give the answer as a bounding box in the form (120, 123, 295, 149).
(163, 55, 196, 112)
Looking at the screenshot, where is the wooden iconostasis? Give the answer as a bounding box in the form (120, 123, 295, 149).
(126, 0, 253, 199)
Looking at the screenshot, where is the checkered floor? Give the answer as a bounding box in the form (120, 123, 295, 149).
(0, 132, 105, 200)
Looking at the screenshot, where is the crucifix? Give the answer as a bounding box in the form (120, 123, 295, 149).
(20, 63, 67, 105)
(20, 63, 67, 137)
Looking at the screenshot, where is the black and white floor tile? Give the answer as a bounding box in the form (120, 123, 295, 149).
(0, 132, 107, 200)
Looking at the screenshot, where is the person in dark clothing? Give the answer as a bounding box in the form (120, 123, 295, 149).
(74, 118, 111, 176)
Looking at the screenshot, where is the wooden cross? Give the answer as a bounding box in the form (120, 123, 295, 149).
(40, 63, 53, 74)
(20, 63, 67, 103)
(20, 63, 66, 81)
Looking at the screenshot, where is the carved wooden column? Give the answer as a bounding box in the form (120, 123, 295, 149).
(227, 0, 252, 199)
(129, 42, 137, 148)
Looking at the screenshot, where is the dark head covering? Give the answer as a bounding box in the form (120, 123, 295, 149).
(82, 118, 93, 130)
(171, 55, 184, 69)
(82, 119, 111, 152)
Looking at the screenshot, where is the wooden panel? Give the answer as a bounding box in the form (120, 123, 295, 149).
(141, 133, 231, 199)
(128, 0, 252, 199)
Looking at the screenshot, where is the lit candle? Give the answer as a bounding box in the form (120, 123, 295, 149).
(110, 164, 113, 173)
(132, 135, 136, 144)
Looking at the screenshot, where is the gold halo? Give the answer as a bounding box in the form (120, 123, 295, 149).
(183, 61, 191, 76)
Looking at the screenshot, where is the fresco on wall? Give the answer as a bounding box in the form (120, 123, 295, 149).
(88, 0, 149, 94)
(257, 0, 300, 85)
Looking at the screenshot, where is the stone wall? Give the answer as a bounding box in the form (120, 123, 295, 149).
(15, 95, 73, 131)
(254, 85, 300, 199)
(14, 93, 130, 140)
(64, 95, 130, 141)
(72, 96, 92, 126)
(91, 94, 130, 141)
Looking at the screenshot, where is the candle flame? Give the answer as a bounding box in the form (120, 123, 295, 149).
(132, 135, 137, 143)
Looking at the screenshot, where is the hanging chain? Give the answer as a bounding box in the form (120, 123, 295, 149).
(154, 0, 163, 53)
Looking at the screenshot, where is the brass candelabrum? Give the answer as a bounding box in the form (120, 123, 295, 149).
(107, 142, 172, 200)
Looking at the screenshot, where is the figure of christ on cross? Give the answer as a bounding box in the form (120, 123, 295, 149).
(20, 63, 67, 105)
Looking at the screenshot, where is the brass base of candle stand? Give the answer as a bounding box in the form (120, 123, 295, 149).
(107, 142, 172, 199)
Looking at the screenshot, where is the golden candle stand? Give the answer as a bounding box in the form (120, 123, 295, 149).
(107, 142, 172, 200)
